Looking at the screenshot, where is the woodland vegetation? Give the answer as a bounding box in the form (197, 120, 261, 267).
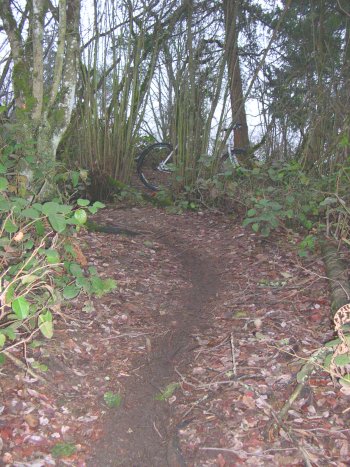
(0, 0, 349, 381)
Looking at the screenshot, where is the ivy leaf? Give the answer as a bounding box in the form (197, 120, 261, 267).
(38, 310, 53, 339)
(12, 296, 30, 319)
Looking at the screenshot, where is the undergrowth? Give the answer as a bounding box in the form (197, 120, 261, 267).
(0, 140, 116, 371)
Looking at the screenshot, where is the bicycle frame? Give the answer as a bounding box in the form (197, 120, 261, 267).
(157, 147, 175, 172)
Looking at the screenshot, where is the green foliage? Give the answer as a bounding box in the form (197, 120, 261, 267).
(298, 234, 316, 257)
(51, 442, 77, 458)
(237, 161, 327, 237)
(103, 391, 122, 408)
(243, 198, 291, 237)
(154, 382, 179, 401)
(0, 147, 115, 358)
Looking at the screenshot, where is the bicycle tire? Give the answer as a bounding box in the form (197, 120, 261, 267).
(137, 142, 173, 191)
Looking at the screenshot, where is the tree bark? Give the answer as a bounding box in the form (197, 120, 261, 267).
(320, 239, 350, 315)
(223, 0, 252, 167)
(0, 0, 81, 196)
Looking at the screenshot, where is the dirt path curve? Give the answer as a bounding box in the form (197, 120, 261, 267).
(89, 215, 222, 466)
(2, 206, 350, 466)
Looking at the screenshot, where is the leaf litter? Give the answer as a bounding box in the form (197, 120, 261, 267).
(0, 206, 349, 466)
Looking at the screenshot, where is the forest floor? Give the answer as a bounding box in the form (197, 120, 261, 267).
(1, 205, 350, 466)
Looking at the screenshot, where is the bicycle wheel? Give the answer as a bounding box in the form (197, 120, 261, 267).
(137, 143, 173, 191)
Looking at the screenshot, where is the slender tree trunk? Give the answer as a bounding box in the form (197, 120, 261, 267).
(223, 0, 252, 166)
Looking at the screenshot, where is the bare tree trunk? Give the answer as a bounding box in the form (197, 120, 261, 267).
(223, 0, 252, 166)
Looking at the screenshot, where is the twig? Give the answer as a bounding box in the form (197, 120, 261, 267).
(267, 347, 329, 435)
(230, 333, 237, 377)
(4, 350, 46, 383)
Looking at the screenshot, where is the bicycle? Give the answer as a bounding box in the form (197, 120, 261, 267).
(136, 123, 246, 191)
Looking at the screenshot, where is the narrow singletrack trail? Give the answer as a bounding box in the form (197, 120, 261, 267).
(89, 223, 222, 466)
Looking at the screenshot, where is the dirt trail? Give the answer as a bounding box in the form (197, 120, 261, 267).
(89, 226, 221, 466)
(2, 206, 350, 466)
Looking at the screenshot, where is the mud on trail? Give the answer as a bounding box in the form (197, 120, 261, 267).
(1, 206, 350, 466)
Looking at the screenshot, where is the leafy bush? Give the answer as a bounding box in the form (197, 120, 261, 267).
(0, 145, 116, 362)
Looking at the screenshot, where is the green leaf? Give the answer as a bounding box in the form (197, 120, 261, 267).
(323, 353, 333, 369)
(5, 285, 15, 305)
(252, 223, 259, 233)
(69, 262, 84, 277)
(71, 171, 80, 187)
(23, 240, 34, 250)
(155, 382, 179, 401)
(247, 209, 257, 217)
(77, 198, 90, 207)
(325, 337, 341, 347)
(340, 374, 350, 386)
(242, 217, 256, 227)
(74, 209, 87, 225)
(1, 327, 16, 340)
(31, 360, 48, 371)
(38, 310, 53, 338)
(51, 443, 77, 458)
(48, 213, 66, 233)
(334, 353, 350, 366)
(42, 202, 72, 216)
(35, 220, 45, 236)
(21, 207, 41, 219)
(90, 277, 117, 297)
(103, 391, 122, 408)
(63, 285, 80, 299)
(4, 220, 18, 234)
(0, 197, 10, 211)
(92, 201, 105, 209)
(0, 334, 6, 348)
(12, 296, 30, 319)
(75, 276, 90, 290)
(0, 177, 8, 191)
(0, 354, 6, 365)
(45, 249, 60, 264)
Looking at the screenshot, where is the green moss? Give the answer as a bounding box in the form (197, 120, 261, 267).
(13, 61, 35, 114)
